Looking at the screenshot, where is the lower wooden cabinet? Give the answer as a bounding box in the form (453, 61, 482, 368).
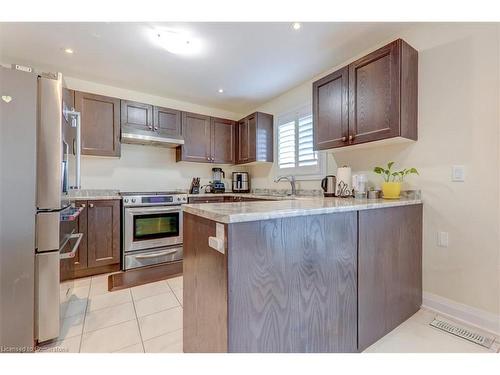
(357, 204, 423, 351)
(188, 196, 225, 204)
(60, 199, 121, 281)
(87, 200, 121, 268)
(183, 204, 422, 352)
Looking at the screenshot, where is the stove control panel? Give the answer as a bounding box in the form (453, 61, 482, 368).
(122, 194, 188, 207)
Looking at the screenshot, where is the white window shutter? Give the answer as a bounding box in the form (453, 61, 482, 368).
(297, 114, 317, 167)
(278, 120, 296, 169)
(275, 105, 323, 180)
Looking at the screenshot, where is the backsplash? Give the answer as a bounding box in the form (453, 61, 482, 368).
(80, 144, 249, 192)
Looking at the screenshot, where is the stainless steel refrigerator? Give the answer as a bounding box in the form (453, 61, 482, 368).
(0, 66, 83, 351)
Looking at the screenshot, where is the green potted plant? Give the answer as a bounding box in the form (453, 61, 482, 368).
(373, 162, 419, 199)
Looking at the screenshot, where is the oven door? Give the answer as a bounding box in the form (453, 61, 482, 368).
(124, 206, 183, 253)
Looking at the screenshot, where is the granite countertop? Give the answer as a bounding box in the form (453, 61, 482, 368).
(69, 189, 121, 201)
(182, 196, 423, 224)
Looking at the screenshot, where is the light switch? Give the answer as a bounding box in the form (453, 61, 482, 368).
(437, 231, 449, 248)
(452, 165, 465, 182)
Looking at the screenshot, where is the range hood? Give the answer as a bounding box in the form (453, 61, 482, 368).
(121, 132, 184, 148)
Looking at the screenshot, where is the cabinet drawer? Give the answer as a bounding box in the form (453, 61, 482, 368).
(125, 246, 183, 270)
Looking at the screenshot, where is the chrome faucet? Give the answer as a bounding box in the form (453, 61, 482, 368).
(274, 175, 296, 196)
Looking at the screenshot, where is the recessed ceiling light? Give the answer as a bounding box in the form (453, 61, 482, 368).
(151, 28, 203, 56)
(64, 48, 74, 54)
(292, 22, 301, 30)
(218, 89, 224, 93)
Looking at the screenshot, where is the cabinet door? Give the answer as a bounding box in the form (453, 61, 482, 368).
(247, 114, 257, 161)
(188, 196, 225, 204)
(154, 106, 181, 137)
(178, 112, 212, 163)
(358, 204, 422, 351)
(348, 40, 400, 144)
(121, 100, 154, 132)
(313, 66, 349, 150)
(75, 91, 121, 157)
(72, 202, 88, 271)
(236, 119, 249, 163)
(87, 200, 120, 268)
(211, 117, 235, 164)
(227, 212, 358, 352)
(60, 201, 88, 281)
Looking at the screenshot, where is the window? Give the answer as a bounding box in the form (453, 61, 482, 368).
(275, 105, 325, 179)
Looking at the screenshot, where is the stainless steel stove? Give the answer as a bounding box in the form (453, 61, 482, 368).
(121, 191, 188, 270)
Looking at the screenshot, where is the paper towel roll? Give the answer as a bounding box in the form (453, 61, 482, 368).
(336, 166, 352, 197)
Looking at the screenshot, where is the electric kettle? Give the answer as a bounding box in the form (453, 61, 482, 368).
(321, 175, 336, 197)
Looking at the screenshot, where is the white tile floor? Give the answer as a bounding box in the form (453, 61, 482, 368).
(39, 273, 183, 353)
(38, 274, 499, 353)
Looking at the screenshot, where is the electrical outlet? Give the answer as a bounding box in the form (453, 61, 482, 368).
(452, 165, 465, 182)
(437, 231, 449, 247)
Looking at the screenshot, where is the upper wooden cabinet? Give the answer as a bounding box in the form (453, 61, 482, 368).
(121, 100, 182, 139)
(312, 66, 349, 150)
(177, 112, 212, 163)
(176, 112, 235, 164)
(154, 106, 182, 138)
(75, 91, 121, 157)
(313, 39, 418, 150)
(121, 100, 154, 133)
(212, 117, 235, 164)
(235, 112, 273, 164)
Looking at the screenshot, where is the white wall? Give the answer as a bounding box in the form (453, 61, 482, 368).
(64, 77, 248, 192)
(250, 23, 500, 319)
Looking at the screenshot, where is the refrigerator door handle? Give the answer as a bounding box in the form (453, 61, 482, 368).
(64, 109, 81, 190)
(60, 232, 83, 259)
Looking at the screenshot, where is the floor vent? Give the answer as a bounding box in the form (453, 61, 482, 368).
(430, 317, 495, 349)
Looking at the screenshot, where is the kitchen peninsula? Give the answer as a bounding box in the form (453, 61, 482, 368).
(182, 196, 423, 352)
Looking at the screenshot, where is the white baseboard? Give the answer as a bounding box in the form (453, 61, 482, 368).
(422, 292, 500, 336)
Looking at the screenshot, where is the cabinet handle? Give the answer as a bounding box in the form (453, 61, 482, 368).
(89, 203, 94, 208)
(80, 204, 86, 208)
(341, 136, 347, 142)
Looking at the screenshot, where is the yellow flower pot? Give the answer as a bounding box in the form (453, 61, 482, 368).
(382, 182, 401, 199)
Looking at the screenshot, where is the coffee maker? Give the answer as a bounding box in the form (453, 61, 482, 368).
(211, 168, 226, 193)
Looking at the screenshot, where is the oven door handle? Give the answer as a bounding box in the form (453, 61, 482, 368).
(60, 233, 84, 259)
(126, 206, 182, 215)
(134, 248, 180, 259)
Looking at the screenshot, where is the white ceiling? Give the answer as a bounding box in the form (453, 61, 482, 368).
(0, 22, 413, 113)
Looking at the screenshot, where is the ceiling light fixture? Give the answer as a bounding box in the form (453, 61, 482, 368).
(64, 48, 74, 54)
(218, 89, 224, 93)
(292, 22, 301, 30)
(152, 28, 202, 56)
